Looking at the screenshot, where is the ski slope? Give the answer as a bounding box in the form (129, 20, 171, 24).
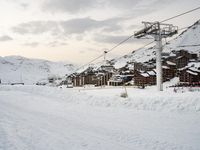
(0, 85, 200, 150)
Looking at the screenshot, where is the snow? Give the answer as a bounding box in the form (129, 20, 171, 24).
(188, 62, 200, 67)
(186, 70, 198, 76)
(176, 56, 184, 59)
(141, 73, 149, 77)
(164, 20, 200, 54)
(0, 84, 200, 150)
(147, 70, 156, 76)
(0, 19, 200, 150)
(162, 66, 170, 69)
(166, 61, 176, 66)
(180, 62, 200, 73)
(0, 56, 76, 84)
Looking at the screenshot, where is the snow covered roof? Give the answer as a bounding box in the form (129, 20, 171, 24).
(188, 62, 200, 68)
(141, 73, 149, 77)
(178, 67, 188, 71)
(176, 56, 184, 59)
(169, 52, 176, 57)
(186, 70, 198, 76)
(189, 68, 200, 73)
(189, 59, 196, 62)
(166, 61, 176, 66)
(186, 62, 200, 72)
(162, 66, 170, 69)
(96, 72, 105, 75)
(147, 71, 156, 76)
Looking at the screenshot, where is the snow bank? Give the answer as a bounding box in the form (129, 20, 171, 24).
(0, 85, 200, 150)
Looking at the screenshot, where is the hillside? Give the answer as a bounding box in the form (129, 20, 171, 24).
(0, 56, 75, 84)
(112, 20, 200, 68)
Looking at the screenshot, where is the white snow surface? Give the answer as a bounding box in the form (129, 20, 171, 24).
(0, 83, 200, 150)
(0, 56, 75, 84)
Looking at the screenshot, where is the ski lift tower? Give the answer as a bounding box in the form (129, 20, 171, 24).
(134, 22, 178, 91)
(103, 50, 108, 64)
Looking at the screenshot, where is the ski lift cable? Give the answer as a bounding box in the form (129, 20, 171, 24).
(72, 24, 194, 73)
(109, 41, 155, 62)
(161, 6, 200, 23)
(74, 40, 154, 73)
(72, 6, 200, 73)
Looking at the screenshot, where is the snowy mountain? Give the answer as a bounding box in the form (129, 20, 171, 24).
(111, 20, 200, 68)
(0, 56, 75, 84)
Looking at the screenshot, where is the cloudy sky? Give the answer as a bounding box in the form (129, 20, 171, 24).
(0, 0, 199, 63)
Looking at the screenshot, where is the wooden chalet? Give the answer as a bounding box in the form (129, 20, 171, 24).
(175, 49, 198, 68)
(94, 72, 113, 86)
(176, 55, 189, 69)
(164, 61, 176, 69)
(95, 65, 115, 86)
(165, 51, 177, 63)
(72, 73, 84, 87)
(134, 64, 176, 86)
(108, 74, 134, 86)
(162, 66, 176, 81)
(176, 50, 198, 59)
(179, 62, 200, 84)
(70, 64, 115, 87)
(118, 64, 134, 75)
(146, 70, 156, 85)
(134, 70, 156, 86)
(134, 62, 155, 72)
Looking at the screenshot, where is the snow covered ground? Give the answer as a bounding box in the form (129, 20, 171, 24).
(0, 85, 200, 150)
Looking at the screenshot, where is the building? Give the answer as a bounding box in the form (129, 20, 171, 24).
(108, 74, 134, 86)
(176, 55, 189, 69)
(179, 62, 200, 84)
(70, 64, 115, 87)
(134, 62, 155, 72)
(162, 66, 176, 81)
(134, 70, 156, 86)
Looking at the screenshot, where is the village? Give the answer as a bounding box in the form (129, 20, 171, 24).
(63, 49, 200, 88)
(1, 1, 200, 150)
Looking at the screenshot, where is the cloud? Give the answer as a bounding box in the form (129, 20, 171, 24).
(20, 3, 29, 9)
(23, 42, 39, 47)
(42, 0, 99, 13)
(94, 35, 131, 44)
(94, 34, 151, 44)
(61, 17, 101, 34)
(42, 0, 142, 13)
(47, 41, 68, 47)
(12, 17, 124, 36)
(12, 21, 59, 35)
(0, 35, 13, 41)
(61, 17, 123, 34)
(42, 0, 174, 15)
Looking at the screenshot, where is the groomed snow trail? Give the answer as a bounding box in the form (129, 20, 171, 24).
(0, 86, 200, 150)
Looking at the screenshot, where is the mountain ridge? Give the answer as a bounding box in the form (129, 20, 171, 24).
(0, 55, 75, 84)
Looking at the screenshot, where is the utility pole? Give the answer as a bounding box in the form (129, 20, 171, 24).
(134, 22, 178, 91)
